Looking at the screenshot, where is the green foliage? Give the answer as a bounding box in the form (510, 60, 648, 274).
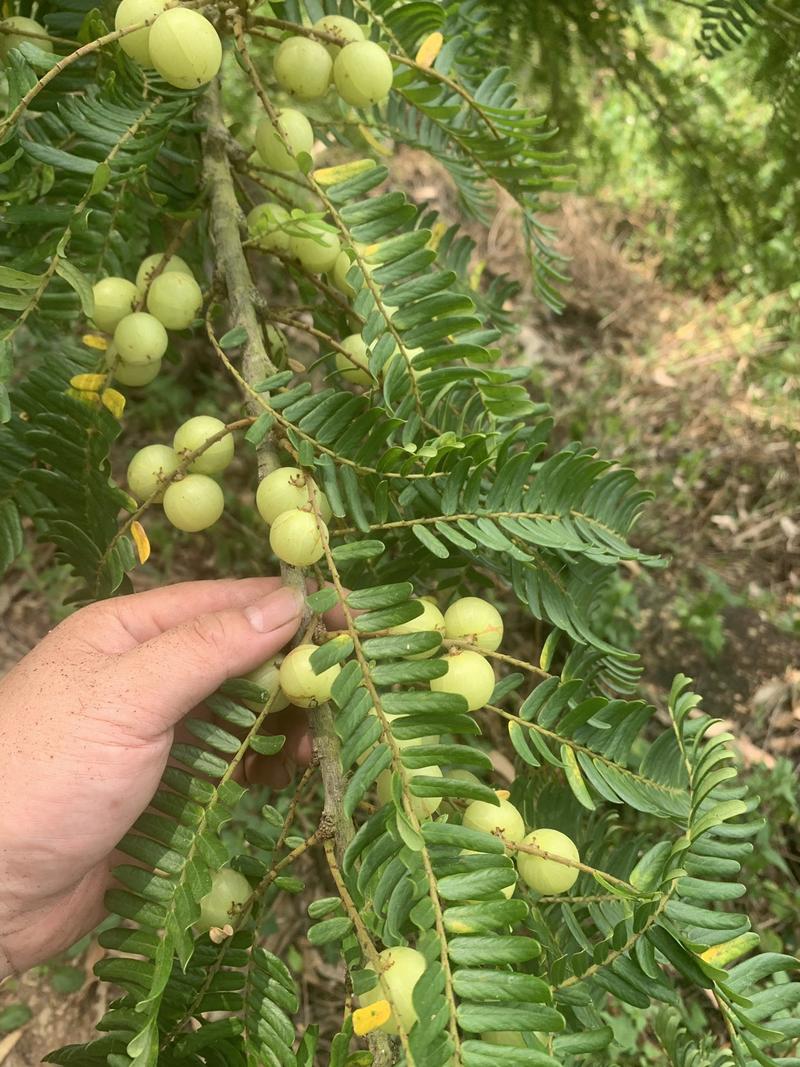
(484, 0, 800, 302)
(0, 0, 796, 1064)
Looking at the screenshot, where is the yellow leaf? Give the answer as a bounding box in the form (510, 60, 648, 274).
(428, 221, 448, 253)
(70, 373, 107, 392)
(82, 332, 109, 351)
(69, 388, 101, 407)
(131, 521, 151, 565)
(101, 387, 126, 419)
(313, 158, 377, 186)
(416, 31, 443, 69)
(701, 932, 760, 967)
(357, 124, 393, 157)
(353, 1000, 391, 1036)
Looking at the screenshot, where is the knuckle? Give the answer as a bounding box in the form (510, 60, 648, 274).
(187, 612, 230, 657)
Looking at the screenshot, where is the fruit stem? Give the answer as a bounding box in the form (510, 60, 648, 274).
(199, 85, 397, 1062)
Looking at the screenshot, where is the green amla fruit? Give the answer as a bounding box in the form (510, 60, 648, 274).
(443, 596, 504, 653)
(313, 14, 365, 58)
(196, 867, 251, 932)
(163, 474, 224, 532)
(0, 16, 52, 59)
(127, 443, 179, 502)
(273, 35, 331, 100)
(146, 271, 202, 330)
(244, 657, 290, 713)
(429, 649, 495, 712)
(376, 765, 443, 821)
(247, 203, 291, 252)
(462, 794, 525, 844)
(136, 252, 193, 298)
(334, 334, 372, 386)
(288, 219, 341, 274)
(256, 466, 331, 525)
(114, 0, 166, 67)
(387, 598, 445, 660)
(91, 276, 138, 334)
(278, 644, 341, 708)
(359, 946, 426, 1036)
(173, 415, 234, 476)
(148, 8, 222, 89)
(113, 312, 168, 365)
(255, 108, 314, 173)
(516, 828, 580, 895)
(333, 40, 393, 107)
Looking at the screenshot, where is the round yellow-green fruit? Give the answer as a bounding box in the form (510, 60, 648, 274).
(127, 443, 179, 502)
(368, 708, 439, 750)
(114, 358, 162, 387)
(333, 40, 393, 107)
(273, 35, 331, 100)
(256, 466, 331, 525)
(359, 946, 426, 1036)
(245, 656, 290, 713)
(91, 276, 138, 334)
(517, 829, 580, 895)
(459, 849, 517, 900)
(429, 649, 495, 712)
(483, 1032, 526, 1047)
(288, 220, 341, 274)
(376, 765, 443, 821)
(113, 311, 168, 365)
(173, 415, 234, 476)
(114, 0, 166, 66)
(388, 598, 445, 660)
(313, 14, 365, 58)
(163, 474, 224, 532)
(278, 643, 340, 708)
(196, 867, 250, 932)
(148, 8, 222, 89)
(444, 596, 504, 653)
(330, 249, 355, 298)
(0, 16, 52, 59)
(247, 203, 290, 253)
(255, 108, 314, 173)
(136, 252, 192, 298)
(146, 271, 202, 330)
(269, 509, 328, 567)
(335, 334, 372, 386)
(463, 795, 525, 844)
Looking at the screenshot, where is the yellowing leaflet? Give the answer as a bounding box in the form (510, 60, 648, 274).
(313, 158, 377, 186)
(131, 521, 151, 565)
(81, 332, 109, 351)
(416, 31, 443, 69)
(70, 373, 107, 391)
(101, 387, 126, 419)
(353, 1000, 391, 1036)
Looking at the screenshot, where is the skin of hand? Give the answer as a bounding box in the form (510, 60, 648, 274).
(0, 577, 324, 978)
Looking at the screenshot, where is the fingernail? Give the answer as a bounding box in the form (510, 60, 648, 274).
(245, 586, 303, 633)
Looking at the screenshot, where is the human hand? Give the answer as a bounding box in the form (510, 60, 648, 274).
(0, 577, 310, 977)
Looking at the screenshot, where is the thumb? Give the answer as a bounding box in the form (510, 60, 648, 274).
(115, 585, 304, 737)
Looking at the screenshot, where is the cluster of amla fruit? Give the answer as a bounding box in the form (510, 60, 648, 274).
(283, 592, 580, 1041)
(247, 198, 405, 388)
(127, 415, 234, 532)
(91, 252, 201, 387)
(357, 796, 581, 1043)
(247, 19, 396, 383)
(114, 0, 221, 89)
